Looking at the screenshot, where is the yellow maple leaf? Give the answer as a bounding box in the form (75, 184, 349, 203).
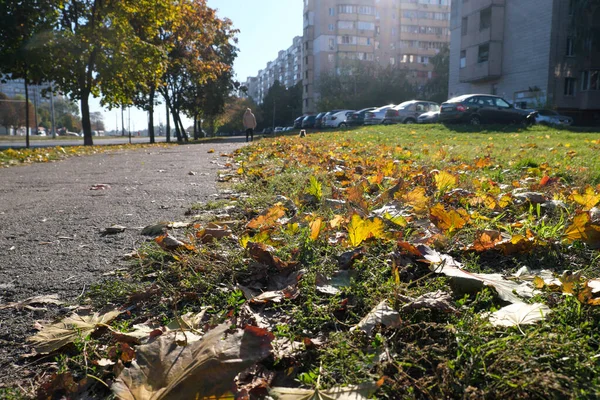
(564, 213, 600, 248)
(434, 171, 457, 192)
(571, 187, 600, 210)
(329, 215, 344, 229)
(403, 187, 430, 215)
(429, 204, 468, 232)
(347, 214, 386, 247)
(246, 204, 286, 230)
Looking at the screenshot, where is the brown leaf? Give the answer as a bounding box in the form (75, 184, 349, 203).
(0, 294, 63, 310)
(429, 204, 468, 232)
(269, 384, 377, 400)
(155, 234, 196, 252)
(351, 300, 402, 336)
(112, 324, 274, 400)
(248, 242, 298, 270)
(564, 213, 600, 249)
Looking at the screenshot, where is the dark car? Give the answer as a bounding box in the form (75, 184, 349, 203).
(293, 116, 305, 129)
(314, 112, 327, 129)
(439, 94, 537, 126)
(347, 107, 376, 126)
(302, 115, 317, 129)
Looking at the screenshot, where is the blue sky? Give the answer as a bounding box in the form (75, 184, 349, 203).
(92, 0, 303, 133)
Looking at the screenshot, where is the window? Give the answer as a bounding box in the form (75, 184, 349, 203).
(582, 70, 590, 90)
(328, 54, 335, 63)
(390, 57, 396, 65)
(495, 98, 511, 108)
(358, 21, 375, 30)
(329, 38, 335, 50)
(592, 71, 599, 90)
(460, 50, 466, 68)
(329, 7, 335, 16)
(480, 7, 491, 30)
(566, 38, 575, 56)
(461, 17, 468, 35)
(338, 5, 354, 13)
(328, 24, 334, 31)
(338, 21, 354, 29)
(564, 78, 576, 96)
(478, 44, 489, 63)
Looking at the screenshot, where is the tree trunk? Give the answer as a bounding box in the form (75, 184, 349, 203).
(165, 104, 171, 143)
(148, 86, 155, 144)
(81, 93, 93, 146)
(193, 116, 198, 140)
(177, 112, 187, 141)
(24, 74, 30, 148)
(171, 108, 181, 142)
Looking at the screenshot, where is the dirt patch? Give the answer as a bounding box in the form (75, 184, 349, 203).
(0, 139, 245, 387)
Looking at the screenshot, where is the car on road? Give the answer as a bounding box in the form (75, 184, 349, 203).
(293, 116, 305, 129)
(383, 101, 440, 125)
(364, 105, 395, 125)
(274, 127, 284, 133)
(418, 110, 440, 124)
(439, 94, 537, 126)
(534, 109, 573, 126)
(323, 110, 355, 128)
(302, 115, 317, 129)
(347, 107, 377, 126)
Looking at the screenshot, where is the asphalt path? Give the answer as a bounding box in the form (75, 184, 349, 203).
(0, 137, 246, 386)
(0, 136, 169, 149)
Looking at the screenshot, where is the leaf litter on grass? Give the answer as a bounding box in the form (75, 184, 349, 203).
(16, 126, 600, 399)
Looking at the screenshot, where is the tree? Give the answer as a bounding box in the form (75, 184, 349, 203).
(0, 92, 19, 134)
(316, 63, 416, 112)
(216, 97, 262, 133)
(0, 0, 58, 147)
(260, 81, 302, 129)
(38, 98, 82, 133)
(48, 0, 175, 146)
(159, 0, 238, 143)
(570, 0, 600, 51)
(422, 45, 450, 104)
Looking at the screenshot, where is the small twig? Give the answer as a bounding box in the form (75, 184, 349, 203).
(77, 284, 87, 299)
(86, 373, 109, 388)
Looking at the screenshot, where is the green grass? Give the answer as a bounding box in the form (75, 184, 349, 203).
(16, 123, 600, 399)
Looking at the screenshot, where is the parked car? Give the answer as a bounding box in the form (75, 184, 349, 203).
(285, 126, 294, 132)
(383, 101, 440, 124)
(302, 115, 317, 129)
(417, 110, 440, 124)
(347, 107, 377, 126)
(293, 116, 305, 129)
(320, 110, 342, 128)
(274, 126, 284, 133)
(262, 127, 273, 134)
(323, 110, 355, 128)
(314, 112, 327, 129)
(534, 109, 573, 126)
(439, 94, 537, 126)
(364, 105, 395, 125)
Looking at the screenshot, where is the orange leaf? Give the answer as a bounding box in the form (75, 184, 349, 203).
(571, 187, 600, 210)
(471, 230, 503, 252)
(329, 215, 344, 229)
(564, 213, 600, 249)
(403, 187, 430, 215)
(429, 204, 468, 232)
(246, 204, 286, 230)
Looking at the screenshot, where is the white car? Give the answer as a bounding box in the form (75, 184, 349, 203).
(322, 110, 355, 128)
(274, 127, 284, 133)
(364, 105, 395, 125)
(534, 109, 573, 126)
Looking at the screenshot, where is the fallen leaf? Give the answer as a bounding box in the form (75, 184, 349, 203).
(247, 204, 287, 230)
(141, 223, 168, 236)
(429, 204, 468, 232)
(398, 291, 458, 314)
(112, 324, 273, 400)
(351, 300, 402, 336)
(434, 170, 457, 192)
(104, 225, 126, 234)
(248, 242, 298, 270)
(564, 213, 600, 249)
(488, 303, 551, 327)
(155, 234, 196, 252)
(309, 218, 323, 241)
(402, 187, 430, 215)
(270, 383, 377, 400)
(571, 187, 600, 210)
(90, 184, 110, 190)
(28, 309, 121, 354)
(347, 215, 386, 247)
(418, 246, 535, 303)
(0, 294, 63, 310)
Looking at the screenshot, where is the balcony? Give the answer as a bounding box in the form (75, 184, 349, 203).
(461, 0, 505, 17)
(459, 41, 503, 82)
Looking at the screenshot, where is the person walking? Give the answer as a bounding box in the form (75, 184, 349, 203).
(243, 108, 257, 142)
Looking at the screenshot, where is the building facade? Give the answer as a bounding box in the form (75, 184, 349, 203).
(449, 0, 600, 125)
(243, 36, 304, 104)
(302, 0, 451, 113)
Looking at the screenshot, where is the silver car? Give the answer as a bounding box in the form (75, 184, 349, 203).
(383, 101, 440, 125)
(364, 104, 395, 125)
(535, 109, 573, 126)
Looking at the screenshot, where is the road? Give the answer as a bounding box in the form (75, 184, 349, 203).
(0, 136, 169, 149)
(0, 138, 246, 386)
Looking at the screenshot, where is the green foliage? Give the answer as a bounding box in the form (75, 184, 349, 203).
(259, 80, 303, 129)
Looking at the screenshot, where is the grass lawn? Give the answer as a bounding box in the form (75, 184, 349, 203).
(9, 124, 600, 399)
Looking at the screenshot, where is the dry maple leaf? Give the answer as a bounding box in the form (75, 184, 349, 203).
(350, 300, 402, 336)
(429, 204, 468, 232)
(112, 324, 273, 400)
(347, 215, 386, 247)
(402, 187, 430, 215)
(571, 187, 600, 211)
(269, 383, 378, 400)
(247, 242, 299, 270)
(434, 170, 457, 192)
(488, 303, 551, 327)
(246, 204, 287, 230)
(28, 309, 121, 354)
(564, 213, 600, 249)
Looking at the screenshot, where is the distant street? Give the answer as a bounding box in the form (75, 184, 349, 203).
(0, 136, 168, 150)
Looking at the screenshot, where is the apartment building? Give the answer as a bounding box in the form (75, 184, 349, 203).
(302, 0, 451, 113)
(243, 36, 303, 104)
(449, 0, 600, 125)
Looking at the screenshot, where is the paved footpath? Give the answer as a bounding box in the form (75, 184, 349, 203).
(0, 138, 245, 386)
